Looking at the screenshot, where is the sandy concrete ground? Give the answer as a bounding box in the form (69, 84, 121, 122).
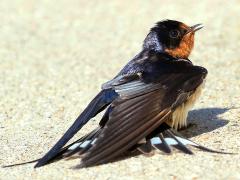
(0, 0, 240, 179)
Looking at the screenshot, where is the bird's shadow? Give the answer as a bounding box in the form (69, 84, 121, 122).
(180, 107, 229, 138)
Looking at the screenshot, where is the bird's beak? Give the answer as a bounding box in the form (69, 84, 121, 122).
(186, 24, 204, 34)
(191, 24, 204, 32)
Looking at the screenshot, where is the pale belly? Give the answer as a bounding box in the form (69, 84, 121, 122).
(168, 81, 205, 130)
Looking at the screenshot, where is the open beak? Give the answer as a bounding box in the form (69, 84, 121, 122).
(187, 24, 204, 34)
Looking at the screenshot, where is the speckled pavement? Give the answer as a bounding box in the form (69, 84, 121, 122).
(0, 0, 240, 179)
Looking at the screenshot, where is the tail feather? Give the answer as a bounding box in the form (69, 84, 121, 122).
(157, 133, 172, 153)
(137, 140, 153, 154)
(171, 130, 233, 154)
(2, 159, 39, 168)
(62, 128, 101, 158)
(165, 130, 193, 154)
(34, 89, 118, 168)
(137, 129, 231, 156)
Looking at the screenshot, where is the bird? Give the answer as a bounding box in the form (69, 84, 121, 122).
(33, 19, 222, 169)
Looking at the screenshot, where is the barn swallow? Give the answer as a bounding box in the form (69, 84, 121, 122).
(33, 20, 224, 169)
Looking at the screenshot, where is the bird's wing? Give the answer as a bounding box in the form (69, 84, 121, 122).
(79, 65, 206, 168)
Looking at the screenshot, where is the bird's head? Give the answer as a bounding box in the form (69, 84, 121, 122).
(143, 20, 203, 59)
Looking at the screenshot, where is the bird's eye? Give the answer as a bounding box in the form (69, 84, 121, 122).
(169, 30, 180, 38)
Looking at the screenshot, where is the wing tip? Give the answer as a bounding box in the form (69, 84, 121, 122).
(34, 156, 53, 168)
(34, 160, 46, 168)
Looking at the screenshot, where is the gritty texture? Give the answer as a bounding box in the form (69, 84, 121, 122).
(0, 0, 240, 180)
